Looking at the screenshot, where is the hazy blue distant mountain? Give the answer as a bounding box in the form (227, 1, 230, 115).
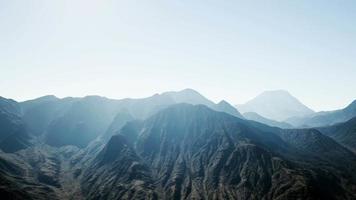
(318, 117, 356, 153)
(162, 88, 244, 118)
(0, 97, 21, 116)
(16, 89, 242, 148)
(20, 96, 76, 136)
(116, 88, 243, 119)
(213, 100, 244, 118)
(161, 88, 215, 106)
(237, 90, 314, 121)
(101, 111, 134, 141)
(20, 95, 59, 113)
(118, 88, 214, 120)
(44, 96, 120, 148)
(243, 112, 292, 128)
(287, 100, 356, 127)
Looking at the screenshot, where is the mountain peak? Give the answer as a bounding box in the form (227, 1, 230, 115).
(237, 90, 314, 121)
(261, 89, 291, 95)
(217, 100, 229, 105)
(180, 88, 200, 94)
(214, 100, 244, 118)
(161, 88, 214, 107)
(28, 95, 58, 102)
(258, 90, 296, 100)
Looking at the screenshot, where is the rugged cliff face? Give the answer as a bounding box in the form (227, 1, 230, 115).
(80, 104, 356, 200)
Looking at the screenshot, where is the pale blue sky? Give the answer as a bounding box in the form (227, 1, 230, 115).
(0, 0, 355, 111)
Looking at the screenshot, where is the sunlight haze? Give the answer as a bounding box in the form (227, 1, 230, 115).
(1, 0, 356, 111)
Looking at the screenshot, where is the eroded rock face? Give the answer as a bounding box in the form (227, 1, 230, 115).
(81, 134, 157, 200)
(81, 104, 356, 200)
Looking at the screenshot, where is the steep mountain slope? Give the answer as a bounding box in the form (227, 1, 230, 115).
(81, 134, 157, 199)
(20, 96, 76, 136)
(317, 117, 356, 153)
(287, 100, 356, 128)
(237, 90, 314, 121)
(44, 96, 120, 148)
(101, 111, 134, 141)
(278, 129, 356, 173)
(0, 97, 22, 116)
(81, 104, 356, 200)
(213, 100, 244, 118)
(0, 98, 31, 153)
(243, 112, 292, 129)
(0, 149, 60, 200)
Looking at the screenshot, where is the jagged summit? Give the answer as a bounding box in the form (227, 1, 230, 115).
(214, 99, 244, 118)
(217, 99, 229, 105)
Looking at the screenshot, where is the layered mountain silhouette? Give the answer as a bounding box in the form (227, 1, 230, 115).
(18, 89, 243, 148)
(237, 90, 314, 121)
(0, 90, 356, 200)
(0, 91, 273, 151)
(318, 117, 356, 153)
(286, 100, 356, 127)
(243, 112, 293, 129)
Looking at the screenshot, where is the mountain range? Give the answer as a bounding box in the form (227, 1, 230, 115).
(0, 89, 356, 200)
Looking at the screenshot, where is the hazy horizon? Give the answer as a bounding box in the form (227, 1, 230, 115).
(1, 1, 356, 111)
(3, 88, 355, 113)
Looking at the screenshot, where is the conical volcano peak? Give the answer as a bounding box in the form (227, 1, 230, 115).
(237, 90, 314, 121)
